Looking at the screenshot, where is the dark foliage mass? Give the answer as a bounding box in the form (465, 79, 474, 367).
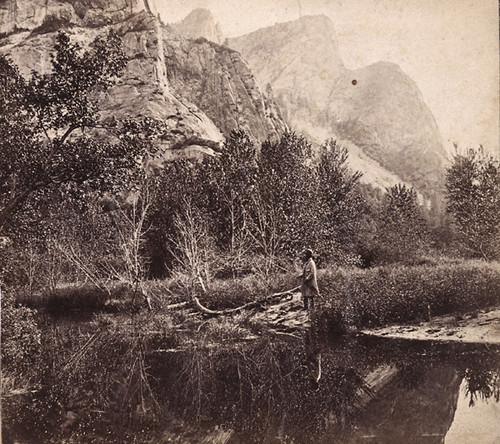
(0, 31, 158, 233)
(316, 260, 500, 331)
(374, 184, 430, 264)
(148, 132, 367, 277)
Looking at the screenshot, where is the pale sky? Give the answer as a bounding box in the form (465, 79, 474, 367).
(157, 0, 499, 157)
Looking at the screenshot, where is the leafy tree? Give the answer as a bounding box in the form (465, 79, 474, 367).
(314, 140, 363, 264)
(1, 292, 41, 379)
(147, 132, 367, 275)
(0, 31, 155, 232)
(256, 132, 315, 258)
(201, 131, 259, 275)
(375, 184, 429, 264)
(446, 147, 500, 259)
(147, 132, 259, 277)
(207, 131, 258, 245)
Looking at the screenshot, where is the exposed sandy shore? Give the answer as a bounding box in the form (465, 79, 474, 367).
(361, 308, 500, 344)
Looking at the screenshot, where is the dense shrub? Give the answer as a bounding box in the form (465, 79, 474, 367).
(1, 294, 41, 380)
(368, 184, 430, 265)
(145, 267, 298, 311)
(1, 294, 43, 442)
(147, 132, 365, 277)
(317, 260, 500, 330)
(446, 147, 500, 260)
(43, 285, 110, 313)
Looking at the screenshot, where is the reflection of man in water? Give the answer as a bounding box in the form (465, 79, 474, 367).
(304, 327, 322, 386)
(299, 249, 319, 310)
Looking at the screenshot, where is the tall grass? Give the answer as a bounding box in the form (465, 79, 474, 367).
(316, 260, 500, 330)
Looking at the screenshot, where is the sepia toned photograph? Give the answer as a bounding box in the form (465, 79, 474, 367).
(1, 0, 499, 442)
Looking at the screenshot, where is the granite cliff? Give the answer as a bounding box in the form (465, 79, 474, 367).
(1, 2, 449, 197)
(163, 33, 285, 142)
(0, 0, 286, 161)
(0, 0, 159, 34)
(229, 15, 448, 197)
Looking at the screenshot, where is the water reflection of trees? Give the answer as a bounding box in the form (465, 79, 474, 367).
(463, 365, 500, 407)
(149, 334, 373, 442)
(5, 312, 497, 444)
(147, 333, 499, 443)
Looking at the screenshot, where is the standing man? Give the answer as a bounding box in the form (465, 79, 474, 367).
(299, 249, 319, 310)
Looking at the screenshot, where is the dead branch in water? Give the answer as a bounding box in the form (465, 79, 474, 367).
(191, 276, 300, 316)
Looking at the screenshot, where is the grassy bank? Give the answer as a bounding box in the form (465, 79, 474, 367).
(13, 259, 500, 329)
(315, 259, 500, 331)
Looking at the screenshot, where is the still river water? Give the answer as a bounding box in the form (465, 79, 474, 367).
(144, 329, 499, 443)
(6, 314, 500, 443)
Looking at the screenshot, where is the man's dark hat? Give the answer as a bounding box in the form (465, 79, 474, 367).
(303, 248, 314, 258)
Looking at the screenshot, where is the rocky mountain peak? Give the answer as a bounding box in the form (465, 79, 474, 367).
(229, 16, 447, 198)
(229, 15, 345, 110)
(1, 1, 286, 161)
(169, 8, 224, 44)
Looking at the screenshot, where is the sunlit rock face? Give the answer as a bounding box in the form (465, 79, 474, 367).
(231, 15, 345, 115)
(164, 32, 287, 142)
(0, 0, 158, 33)
(229, 15, 448, 197)
(168, 8, 224, 45)
(0, 1, 286, 161)
(329, 61, 446, 196)
(164, 7, 286, 142)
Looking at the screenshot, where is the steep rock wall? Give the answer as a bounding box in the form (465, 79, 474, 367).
(0, 0, 158, 34)
(164, 33, 287, 142)
(0, 1, 287, 162)
(0, 7, 224, 161)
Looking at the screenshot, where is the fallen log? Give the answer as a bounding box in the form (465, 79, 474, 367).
(192, 286, 301, 316)
(165, 301, 190, 310)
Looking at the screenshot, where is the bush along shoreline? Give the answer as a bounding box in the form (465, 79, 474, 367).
(315, 259, 500, 332)
(11, 258, 500, 332)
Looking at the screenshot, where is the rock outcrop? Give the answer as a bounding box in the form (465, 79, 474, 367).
(0, 1, 286, 161)
(0, 0, 159, 34)
(329, 62, 446, 196)
(164, 33, 286, 142)
(229, 15, 448, 197)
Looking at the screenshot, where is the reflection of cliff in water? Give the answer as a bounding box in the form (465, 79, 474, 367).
(3, 312, 498, 443)
(148, 332, 499, 443)
(339, 337, 499, 444)
(349, 364, 461, 443)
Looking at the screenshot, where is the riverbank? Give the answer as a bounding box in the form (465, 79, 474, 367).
(4, 301, 498, 443)
(361, 308, 500, 345)
(3, 279, 500, 443)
